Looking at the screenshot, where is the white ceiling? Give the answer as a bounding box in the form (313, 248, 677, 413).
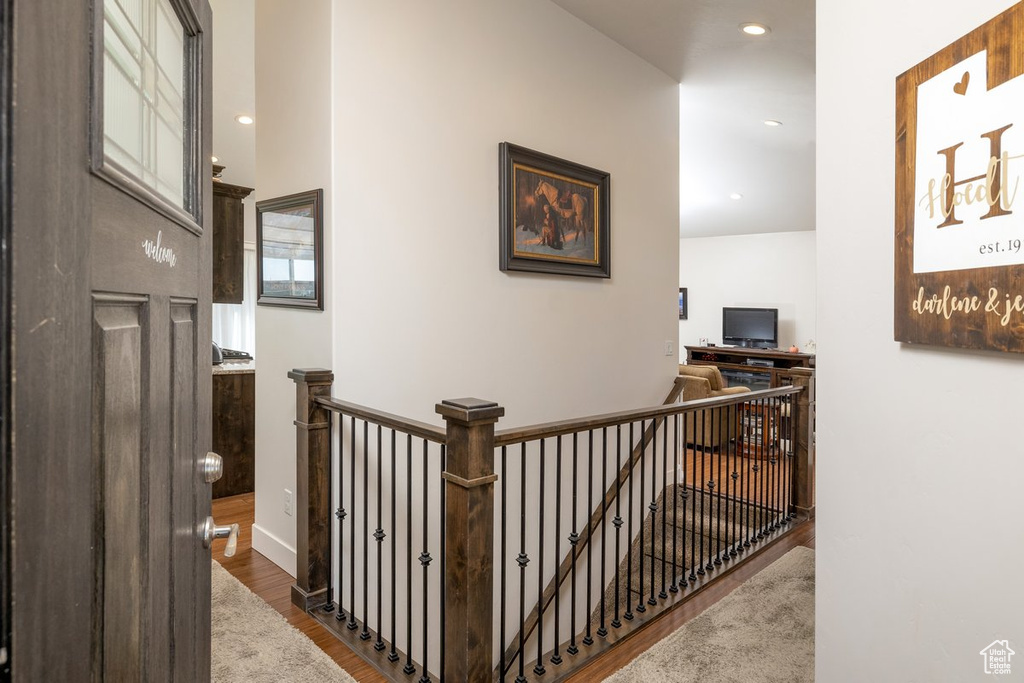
(210, 0, 256, 190)
(550, 0, 816, 238)
(210, 0, 815, 239)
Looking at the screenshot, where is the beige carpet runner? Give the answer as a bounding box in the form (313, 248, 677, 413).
(605, 546, 814, 683)
(211, 560, 355, 683)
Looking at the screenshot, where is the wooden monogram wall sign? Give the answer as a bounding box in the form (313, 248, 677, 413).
(895, 2, 1024, 352)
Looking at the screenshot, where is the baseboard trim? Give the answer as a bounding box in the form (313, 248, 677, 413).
(251, 522, 297, 577)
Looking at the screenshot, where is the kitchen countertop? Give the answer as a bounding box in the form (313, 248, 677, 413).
(213, 359, 255, 375)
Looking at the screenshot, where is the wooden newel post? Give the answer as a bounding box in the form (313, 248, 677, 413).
(436, 397, 505, 683)
(288, 368, 335, 611)
(787, 368, 815, 519)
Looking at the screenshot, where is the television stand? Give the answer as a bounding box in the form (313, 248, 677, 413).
(684, 345, 814, 389)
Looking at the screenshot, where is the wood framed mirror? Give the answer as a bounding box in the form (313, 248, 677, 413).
(256, 188, 324, 310)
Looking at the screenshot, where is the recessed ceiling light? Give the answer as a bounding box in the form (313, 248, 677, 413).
(235, 114, 254, 125)
(764, 119, 782, 127)
(211, 155, 219, 163)
(730, 193, 743, 200)
(740, 23, 770, 36)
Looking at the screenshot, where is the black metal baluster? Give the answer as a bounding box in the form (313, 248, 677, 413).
(715, 407, 723, 566)
(688, 411, 697, 582)
(361, 421, 371, 640)
(625, 422, 635, 621)
(771, 396, 780, 530)
(583, 430, 594, 647)
(670, 413, 679, 593)
(517, 443, 528, 683)
(551, 437, 562, 666)
(597, 427, 609, 638)
(659, 415, 668, 600)
(751, 401, 760, 543)
(404, 435, 415, 676)
(419, 440, 430, 683)
(636, 419, 646, 615)
(780, 396, 789, 524)
(567, 433, 579, 657)
(743, 402, 752, 549)
(697, 410, 707, 576)
(756, 398, 766, 541)
(500, 445, 507, 681)
(440, 443, 447, 679)
(534, 439, 546, 677)
(785, 395, 795, 521)
(612, 425, 623, 629)
(337, 414, 347, 621)
(763, 398, 771, 538)
(729, 403, 739, 558)
(389, 430, 398, 662)
(647, 417, 657, 607)
(350, 417, 358, 630)
(375, 425, 385, 651)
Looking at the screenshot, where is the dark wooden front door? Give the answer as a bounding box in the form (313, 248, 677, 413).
(5, 0, 214, 680)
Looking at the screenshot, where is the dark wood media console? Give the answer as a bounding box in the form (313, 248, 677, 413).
(685, 345, 815, 389)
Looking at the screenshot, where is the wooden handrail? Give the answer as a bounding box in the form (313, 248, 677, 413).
(497, 380, 807, 676)
(494, 382, 800, 447)
(314, 395, 447, 443)
(291, 367, 813, 683)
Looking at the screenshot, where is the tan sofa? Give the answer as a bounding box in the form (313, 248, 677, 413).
(677, 364, 751, 450)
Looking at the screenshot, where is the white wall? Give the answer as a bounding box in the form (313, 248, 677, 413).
(251, 0, 679, 575)
(251, 0, 333, 573)
(678, 231, 816, 352)
(332, 2, 680, 425)
(817, 1, 1024, 680)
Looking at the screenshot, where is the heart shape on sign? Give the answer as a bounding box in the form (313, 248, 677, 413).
(953, 71, 970, 95)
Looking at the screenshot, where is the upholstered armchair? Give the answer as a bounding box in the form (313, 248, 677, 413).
(677, 364, 751, 450)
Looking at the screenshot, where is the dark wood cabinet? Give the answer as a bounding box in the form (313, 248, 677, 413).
(212, 367, 255, 498)
(212, 180, 254, 304)
(685, 345, 814, 389)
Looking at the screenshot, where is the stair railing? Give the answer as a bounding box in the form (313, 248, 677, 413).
(290, 368, 814, 682)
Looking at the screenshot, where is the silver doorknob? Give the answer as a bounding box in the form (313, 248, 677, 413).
(202, 452, 223, 483)
(202, 516, 240, 557)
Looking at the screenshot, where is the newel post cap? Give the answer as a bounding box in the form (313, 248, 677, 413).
(288, 368, 334, 384)
(435, 398, 505, 424)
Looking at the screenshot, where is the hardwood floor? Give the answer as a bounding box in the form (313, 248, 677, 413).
(211, 493, 388, 683)
(212, 493, 815, 682)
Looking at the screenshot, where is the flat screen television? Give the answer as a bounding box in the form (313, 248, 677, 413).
(722, 307, 778, 349)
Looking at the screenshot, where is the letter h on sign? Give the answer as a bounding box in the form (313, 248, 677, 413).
(936, 123, 1014, 227)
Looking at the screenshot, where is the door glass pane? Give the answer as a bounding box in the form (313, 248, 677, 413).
(103, 0, 186, 209)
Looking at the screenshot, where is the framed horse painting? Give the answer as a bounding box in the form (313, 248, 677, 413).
(499, 142, 610, 277)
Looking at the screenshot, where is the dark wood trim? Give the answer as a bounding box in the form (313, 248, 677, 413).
(494, 380, 799, 446)
(316, 396, 447, 443)
(290, 368, 335, 612)
(436, 397, 504, 683)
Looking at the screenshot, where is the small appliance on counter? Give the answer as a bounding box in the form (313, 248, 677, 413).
(213, 341, 253, 365)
